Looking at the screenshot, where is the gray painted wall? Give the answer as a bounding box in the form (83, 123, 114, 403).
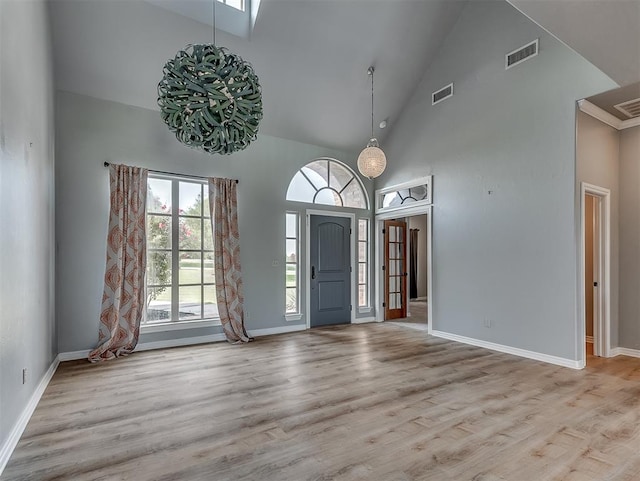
(56, 91, 373, 354)
(0, 0, 56, 451)
(575, 111, 620, 350)
(376, 0, 616, 360)
(619, 126, 640, 349)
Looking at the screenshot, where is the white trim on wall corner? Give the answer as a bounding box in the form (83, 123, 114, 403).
(430, 329, 582, 370)
(578, 100, 640, 131)
(0, 356, 60, 477)
(611, 347, 640, 358)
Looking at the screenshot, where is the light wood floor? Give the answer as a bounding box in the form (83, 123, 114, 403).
(4, 324, 640, 481)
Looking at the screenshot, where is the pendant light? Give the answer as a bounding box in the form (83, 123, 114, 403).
(157, 0, 263, 155)
(357, 66, 387, 179)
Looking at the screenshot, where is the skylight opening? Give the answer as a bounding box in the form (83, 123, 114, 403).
(218, 0, 244, 12)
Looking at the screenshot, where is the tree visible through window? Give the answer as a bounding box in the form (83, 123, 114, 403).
(146, 176, 217, 325)
(286, 159, 368, 209)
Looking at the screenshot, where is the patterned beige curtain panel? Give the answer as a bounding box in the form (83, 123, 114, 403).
(89, 164, 148, 362)
(209, 178, 253, 343)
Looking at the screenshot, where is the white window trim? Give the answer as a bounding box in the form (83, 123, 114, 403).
(145, 174, 220, 333)
(286, 157, 370, 210)
(285, 211, 300, 317)
(375, 175, 432, 214)
(357, 218, 371, 311)
(141, 319, 222, 333)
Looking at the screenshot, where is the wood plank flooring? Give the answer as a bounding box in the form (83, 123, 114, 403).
(4, 323, 640, 481)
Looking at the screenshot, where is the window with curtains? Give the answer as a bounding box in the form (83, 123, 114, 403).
(358, 219, 370, 308)
(285, 212, 300, 317)
(144, 175, 218, 327)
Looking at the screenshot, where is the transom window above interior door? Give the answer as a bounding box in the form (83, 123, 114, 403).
(286, 158, 369, 209)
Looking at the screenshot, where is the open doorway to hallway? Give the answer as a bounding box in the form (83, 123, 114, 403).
(384, 213, 429, 330)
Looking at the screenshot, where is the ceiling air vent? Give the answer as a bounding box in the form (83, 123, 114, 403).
(506, 39, 538, 70)
(432, 83, 454, 105)
(614, 98, 640, 118)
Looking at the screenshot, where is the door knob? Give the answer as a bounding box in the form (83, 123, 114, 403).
(311, 266, 316, 279)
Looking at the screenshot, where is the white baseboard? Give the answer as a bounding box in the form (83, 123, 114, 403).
(430, 329, 582, 369)
(248, 324, 306, 337)
(611, 347, 640, 358)
(0, 356, 60, 476)
(59, 326, 309, 361)
(352, 317, 377, 324)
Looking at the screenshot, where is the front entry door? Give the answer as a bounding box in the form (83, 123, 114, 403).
(310, 215, 351, 327)
(384, 219, 407, 320)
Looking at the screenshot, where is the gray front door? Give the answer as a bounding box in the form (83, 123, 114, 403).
(310, 215, 351, 327)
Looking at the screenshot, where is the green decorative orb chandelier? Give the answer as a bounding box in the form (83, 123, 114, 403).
(158, 42, 263, 155)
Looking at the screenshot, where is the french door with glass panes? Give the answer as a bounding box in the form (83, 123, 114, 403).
(384, 219, 407, 320)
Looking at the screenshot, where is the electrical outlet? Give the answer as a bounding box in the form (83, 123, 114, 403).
(483, 319, 493, 328)
(22, 368, 27, 384)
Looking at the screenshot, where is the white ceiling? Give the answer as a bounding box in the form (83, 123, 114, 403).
(49, 0, 467, 153)
(49, 0, 640, 153)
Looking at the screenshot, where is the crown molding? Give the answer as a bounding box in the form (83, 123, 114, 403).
(578, 100, 640, 131)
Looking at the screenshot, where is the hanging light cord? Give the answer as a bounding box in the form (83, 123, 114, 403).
(212, 0, 216, 45)
(370, 68, 375, 139)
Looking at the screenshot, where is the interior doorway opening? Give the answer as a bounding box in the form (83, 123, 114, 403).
(377, 211, 431, 331)
(580, 183, 611, 365)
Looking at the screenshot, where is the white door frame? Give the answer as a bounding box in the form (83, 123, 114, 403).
(579, 182, 611, 363)
(375, 204, 433, 333)
(305, 209, 356, 329)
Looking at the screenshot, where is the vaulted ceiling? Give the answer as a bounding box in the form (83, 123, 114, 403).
(49, 0, 640, 153)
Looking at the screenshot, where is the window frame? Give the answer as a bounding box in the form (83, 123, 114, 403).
(143, 174, 221, 333)
(286, 158, 370, 210)
(285, 211, 302, 321)
(375, 175, 433, 214)
(357, 218, 371, 312)
(217, 0, 245, 12)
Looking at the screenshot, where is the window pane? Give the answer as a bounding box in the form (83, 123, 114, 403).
(147, 288, 171, 322)
(358, 219, 368, 241)
(204, 252, 215, 284)
(179, 216, 202, 250)
(410, 184, 429, 201)
(286, 239, 297, 262)
(286, 265, 297, 287)
(204, 285, 218, 318)
(286, 172, 317, 203)
(286, 287, 297, 313)
(359, 263, 366, 284)
(148, 251, 172, 285)
(383, 192, 402, 208)
(147, 215, 171, 249)
(203, 186, 210, 218)
(342, 179, 366, 208)
(203, 218, 213, 251)
(179, 286, 202, 320)
(286, 213, 297, 238)
(225, 0, 243, 11)
(179, 182, 202, 216)
(148, 178, 172, 214)
(359, 285, 367, 307)
(179, 252, 201, 285)
(329, 162, 354, 193)
(314, 187, 341, 207)
(303, 160, 328, 190)
(358, 242, 366, 262)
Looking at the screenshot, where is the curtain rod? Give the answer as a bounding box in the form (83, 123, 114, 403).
(103, 162, 238, 184)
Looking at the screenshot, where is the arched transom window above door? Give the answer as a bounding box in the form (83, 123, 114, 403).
(286, 158, 368, 209)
